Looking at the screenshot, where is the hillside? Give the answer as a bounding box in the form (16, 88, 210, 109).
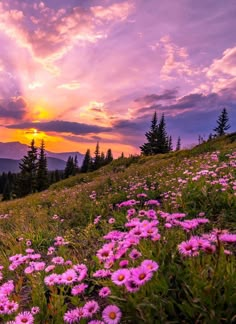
(0, 134, 236, 323)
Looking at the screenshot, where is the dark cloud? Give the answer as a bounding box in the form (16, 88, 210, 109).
(0, 96, 27, 119)
(112, 119, 148, 131)
(135, 89, 178, 105)
(137, 91, 229, 115)
(6, 120, 112, 135)
(63, 134, 119, 144)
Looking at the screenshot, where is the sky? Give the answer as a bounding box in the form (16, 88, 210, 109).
(0, 0, 236, 156)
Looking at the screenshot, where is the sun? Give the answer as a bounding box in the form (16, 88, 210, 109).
(24, 128, 45, 142)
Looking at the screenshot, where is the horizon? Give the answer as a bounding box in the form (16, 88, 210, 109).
(0, 0, 236, 156)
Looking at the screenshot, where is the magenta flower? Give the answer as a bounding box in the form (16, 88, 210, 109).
(83, 300, 100, 318)
(99, 287, 111, 298)
(15, 311, 34, 324)
(61, 269, 77, 284)
(71, 283, 88, 295)
(111, 269, 130, 286)
(102, 305, 122, 324)
(178, 239, 199, 257)
(119, 260, 129, 268)
(141, 260, 159, 272)
(132, 266, 153, 286)
(129, 249, 142, 260)
(31, 306, 40, 315)
(125, 279, 140, 293)
(63, 308, 80, 323)
(52, 256, 64, 265)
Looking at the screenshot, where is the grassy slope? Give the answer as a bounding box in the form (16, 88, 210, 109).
(0, 133, 236, 323)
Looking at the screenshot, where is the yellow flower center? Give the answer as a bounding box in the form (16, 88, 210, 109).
(118, 274, 125, 281)
(139, 273, 146, 280)
(109, 312, 117, 319)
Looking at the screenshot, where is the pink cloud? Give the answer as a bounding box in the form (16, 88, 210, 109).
(91, 2, 134, 22)
(153, 35, 199, 81)
(0, 1, 133, 75)
(207, 47, 236, 77)
(204, 46, 236, 92)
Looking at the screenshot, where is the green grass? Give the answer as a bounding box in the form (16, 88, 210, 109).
(0, 134, 236, 323)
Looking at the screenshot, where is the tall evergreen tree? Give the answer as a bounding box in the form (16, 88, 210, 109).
(176, 136, 181, 151)
(81, 149, 92, 173)
(168, 136, 173, 152)
(37, 140, 48, 191)
(74, 155, 80, 174)
(140, 111, 159, 155)
(2, 178, 11, 201)
(17, 139, 38, 197)
(213, 108, 230, 136)
(100, 152, 105, 166)
(93, 142, 101, 170)
(105, 149, 113, 163)
(64, 156, 75, 178)
(156, 114, 169, 153)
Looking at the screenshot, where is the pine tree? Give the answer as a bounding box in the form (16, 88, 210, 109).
(74, 155, 80, 174)
(168, 136, 173, 152)
(17, 139, 38, 197)
(2, 178, 11, 201)
(213, 108, 230, 137)
(176, 136, 181, 151)
(93, 142, 101, 170)
(140, 111, 159, 155)
(37, 140, 48, 191)
(100, 152, 105, 166)
(64, 156, 75, 178)
(208, 133, 213, 141)
(81, 149, 92, 173)
(156, 114, 169, 153)
(105, 149, 113, 163)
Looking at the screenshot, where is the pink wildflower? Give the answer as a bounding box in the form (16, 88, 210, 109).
(99, 287, 111, 298)
(102, 305, 122, 324)
(111, 269, 130, 286)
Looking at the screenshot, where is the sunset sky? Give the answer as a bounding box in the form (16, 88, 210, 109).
(0, 0, 236, 156)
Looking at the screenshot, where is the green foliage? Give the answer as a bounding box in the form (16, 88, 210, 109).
(37, 140, 49, 191)
(17, 139, 38, 197)
(214, 108, 231, 137)
(0, 135, 236, 322)
(140, 112, 171, 155)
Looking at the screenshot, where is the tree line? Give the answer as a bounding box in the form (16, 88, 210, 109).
(0, 141, 114, 200)
(0, 108, 231, 200)
(140, 108, 231, 155)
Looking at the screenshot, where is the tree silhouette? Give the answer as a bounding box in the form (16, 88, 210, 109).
(213, 108, 230, 137)
(17, 139, 38, 197)
(105, 149, 113, 164)
(64, 156, 75, 178)
(37, 140, 48, 191)
(140, 111, 159, 155)
(176, 136, 181, 151)
(157, 114, 169, 153)
(93, 142, 101, 170)
(81, 149, 92, 173)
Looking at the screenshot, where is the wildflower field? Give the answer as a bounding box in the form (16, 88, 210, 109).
(0, 134, 236, 323)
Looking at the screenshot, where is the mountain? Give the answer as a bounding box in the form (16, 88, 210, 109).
(0, 157, 67, 173)
(0, 142, 84, 172)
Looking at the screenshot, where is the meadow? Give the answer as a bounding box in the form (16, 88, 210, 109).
(0, 134, 236, 323)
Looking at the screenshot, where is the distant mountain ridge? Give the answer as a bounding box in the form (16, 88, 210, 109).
(0, 142, 84, 173)
(0, 157, 67, 173)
